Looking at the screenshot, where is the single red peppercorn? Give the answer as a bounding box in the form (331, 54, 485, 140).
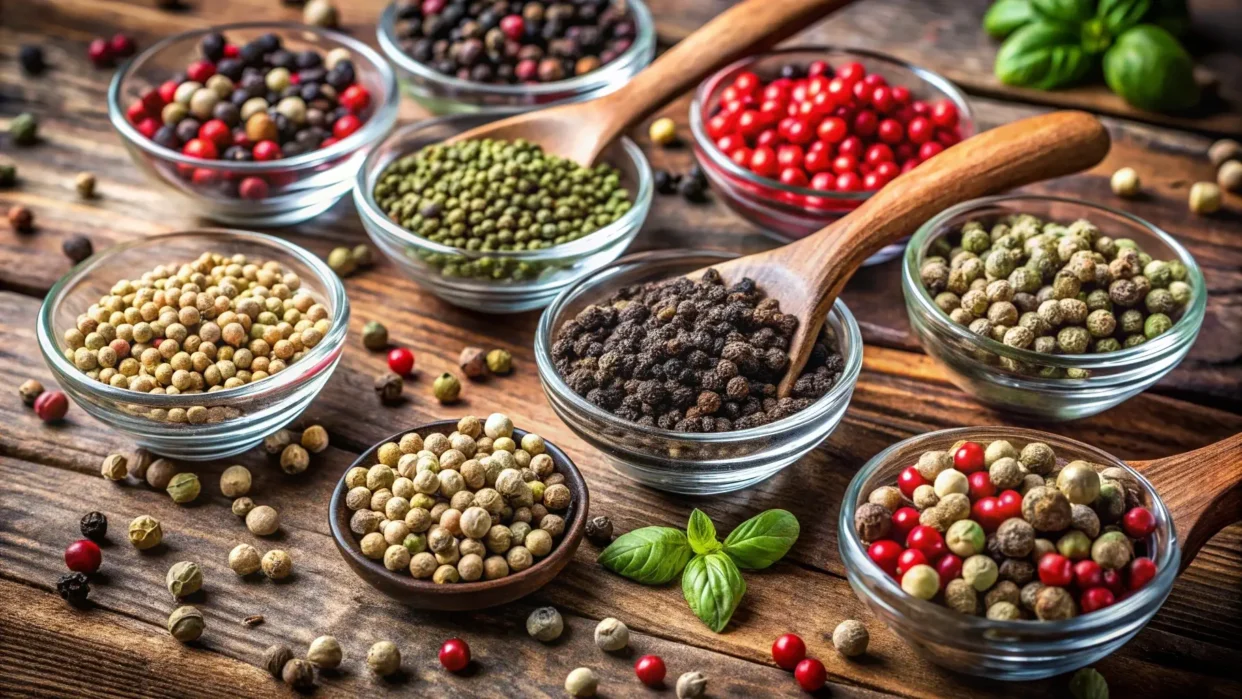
(972, 496, 1003, 532)
(109, 33, 137, 59)
(831, 154, 857, 176)
(499, 14, 525, 41)
(198, 119, 231, 148)
(877, 118, 904, 144)
(1074, 560, 1104, 589)
(749, 146, 778, 178)
(333, 114, 362, 140)
(771, 633, 806, 670)
(252, 140, 283, 161)
(896, 547, 927, 576)
(126, 100, 148, 125)
(906, 116, 933, 144)
(1129, 557, 1157, 590)
(930, 100, 959, 129)
(967, 470, 995, 500)
(794, 658, 827, 692)
(733, 70, 761, 95)
(340, 85, 372, 113)
(867, 540, 902, 577)
(438, 638, 470, 672)
(1038, 553, 1074, 587)
(837, 135, 863, 159)
(238, 176, 269, 200)
(836, 61, 865, 85)
(137, 117, 160, 140)
(807, 59, 830, 77)
(140, 88, 165, 115)
(918, 141, 945, 161)
(33, 390, 68, 423)
(65, 539, 102, 574)
(387, 347, 415, 376)
(779, 168, 809, 187)
(896, 466, 926, 499)
(515, 58, 538, 82)
(423, 0, 446, 13)
(87, 38, 114, 68)
(191, 168, 218, 186)
(182, 138, 219, 160)
(186, 59, 216, 83)
(634, 655, 666, 686)
(1102, 568, 1125, 595)
(1080, 586, 1115, 613)
(223, 43, 240, 58)
(1122, 507, 1156, 539)
(852, 109, 878, 138)
(890, 506, 920, 541)
(935, 553, 962, 587)
(997, 490, 1023, 520)
(810, 171, 835, 191)
(906, 525, 945, 559)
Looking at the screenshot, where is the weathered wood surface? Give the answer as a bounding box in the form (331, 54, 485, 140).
(2, 1, 1242, 698)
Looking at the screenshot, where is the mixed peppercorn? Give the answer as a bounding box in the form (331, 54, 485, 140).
(392, 0, 637, 85)
(857, 438, 1160, 621)
(551, 268, 845, 432)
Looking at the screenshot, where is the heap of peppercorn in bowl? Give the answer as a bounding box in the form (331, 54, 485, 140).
(108, 23, 398, 226)
(36, 230, 349, 460)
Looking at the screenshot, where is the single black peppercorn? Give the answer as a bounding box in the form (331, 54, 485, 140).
(653, 169, 680, 195)
(56, 572, 91, 607)
(585, 515, 613, 543)
(19, 45, 46, 75)
(80, 511, 109, 542)
(678, 175, 707, 202)
(63, 235, 94, 264)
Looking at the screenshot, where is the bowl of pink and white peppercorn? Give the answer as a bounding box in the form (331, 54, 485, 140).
(107, 23, 398, 226)
(838, 427, 1177, 681)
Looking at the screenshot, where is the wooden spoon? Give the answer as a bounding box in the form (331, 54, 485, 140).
(1131, 432, 1242, 570)
(690, 110, 1112, 397)
(447, 0, 858, 164)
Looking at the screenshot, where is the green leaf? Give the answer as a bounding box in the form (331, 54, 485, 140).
(1103, 25, 1199, 111)
(722, 509, 800, 570)
(682, 553, 746, 633)
(995, 22, 1095, 90)
(1031, 0, 1094, 24)
(1080, 17, 1114, 54)
(686, 509, 721, 556)
(984, 0, 1037, 39)
(1097, 0, 1152, 35)
(1069, 667, 1109, 699)
(598, 527, 693, 585)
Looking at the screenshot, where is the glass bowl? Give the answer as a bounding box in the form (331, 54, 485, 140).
(376, 0, 656, 115)
(36, 230, 349, 461)
(901, 195, 1206, 421)
(534, 249, 863, 495)
(690, 47, 975, 266)
(107, 22, 399, 226)
(354, 112, 652, 313)
(839, 427, 1178, 680)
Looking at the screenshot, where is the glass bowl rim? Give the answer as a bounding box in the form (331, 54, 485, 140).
(901, 194, 1208, 368)
(689, 45, 976, 203)
(534, 248, 865, 445)
(354, 114, 653, 263)
(375, 0, 656, 97)
(36, 228, 351, 406)
(107, 21, 400, 172)
(839, 426, 1180, 638)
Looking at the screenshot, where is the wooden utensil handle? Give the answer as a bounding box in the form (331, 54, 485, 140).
(1131, 432, 1242, 569)
(594, 0, 855, 144)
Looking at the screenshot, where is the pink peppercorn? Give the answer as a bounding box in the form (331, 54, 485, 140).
(500, 15, 525, 41)
(87, 38, 113, 68)
(109, 33, 137, 59)
(34, 390, 68, 423)
(239, 177, 269, 200)
(186, 59, 216, 83)
(65, 540, 102, 574)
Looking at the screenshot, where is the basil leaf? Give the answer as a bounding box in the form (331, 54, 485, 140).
(1097, 0, 1152, 35)
(995, 22, 1094, 90)
(1032, 0, 1094, 24)
(722, 509, 800, 570)
(598, 527, 693, 585)
(984, 0, 1037, 39)
(682, 553, 746, 633)
(687, 509, 721, 556)
(1103, 25, 1199, 112)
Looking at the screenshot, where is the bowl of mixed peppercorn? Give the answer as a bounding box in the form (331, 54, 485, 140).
(36, 229, 349, 460)
(690, 47, 974, 265)
(108, 23, 399, 226)
(355, 111, 652, 312)
(839, 427, 1177, 680)
(377, 0, 655, 113)
(902, 195, 1205, 421)
(534, 249, 863, 495)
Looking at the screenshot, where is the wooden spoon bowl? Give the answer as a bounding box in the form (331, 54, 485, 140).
(328, 420, 589, 610)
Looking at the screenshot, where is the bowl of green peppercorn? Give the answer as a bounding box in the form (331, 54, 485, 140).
(354, 111, 652, 313)
(902, 195, 1206, 421)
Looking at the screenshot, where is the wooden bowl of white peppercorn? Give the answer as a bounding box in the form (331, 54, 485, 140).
(329, 419, 589, 610)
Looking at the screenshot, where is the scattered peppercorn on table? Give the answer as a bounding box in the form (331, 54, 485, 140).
(2, 0, 1241, 698)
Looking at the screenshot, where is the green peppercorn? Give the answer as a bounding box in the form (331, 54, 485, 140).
(351, 243, 374, 269)
(485, 348, 512, 375)
(167, 472, 201, 504)
(433, 372, 461, 403)
(327, 246, 356, 276)
(9, 112, 38, 146)
(362, 320, 389, 351)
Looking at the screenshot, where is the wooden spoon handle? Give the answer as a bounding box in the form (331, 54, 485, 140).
(1130, 432, 1242, 570)
(591, 0, 856, 152)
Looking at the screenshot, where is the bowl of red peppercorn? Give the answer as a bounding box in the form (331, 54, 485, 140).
(107, 23, 399, 226)
(690, 47, 974, 265)
(377, 0, 655, 114)
(839, 427, 1177, 680)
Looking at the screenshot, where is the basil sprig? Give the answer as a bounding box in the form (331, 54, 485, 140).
(599, 509, 799, 632)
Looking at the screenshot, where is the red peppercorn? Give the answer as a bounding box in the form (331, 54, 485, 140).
(186, 59, 216, 83)
(749, 146, 778, 178)
(864, 143, 893, 166)
(1074, 560, 1103, 589)
(771, 633, 807, 670)
(88, 38, 114, 68)
(877, 118, 904, 144)
(997, 490, 1023, 519)
(387, 347, 415, 375)
(1122, 507, 1156, 539)
(191, 168, 218, 186)
(252, 140, 283, 161)
(515, 59, 538, 82)
(891, 85, 911, 105)
(810, 171, 835, 191)
(1080, 586, 1115, 613)
(930, 100, 959, 129)
(906, 525, 945, 559)
(906, 116, 933, 145)
(852, 109, 878, 138)
(423, 0, 446, 13)
(891, 506, 920, 541)
(794, 658, 826, 692)
(733, 71, 760, 95)
(137, 117, 160, 140)
(896, 466, 926, 499)
(34, 390, 69, 423)
(867, 539, 902, 576)
(239, 176, 269, 200)
(65, 539, 102, 574)
(934, 553, 962, 588)
(776, 144, 804, 170)
(498, 13, 525, 40)
(223, 43, 240, 58)
(870, 85, 894, 113)
(836, 61, 865, 85)
(634, 655, 666, 687)
(340, 85, 372, 113)
(874, 161, 899, 182)
(1129, 557, 1157, 590)
(831, 154, 857, 175)
(729, 147, 751, 168)
(918, 142, 945, 161)
(779, 168, 808, 187)
(182, 138, 218, 160)
(954, 442, 985, 472)
(438, 638, 470, 672)
(319, 136, 339, 149)
(972, 496, 1004, 532)
(198, 119, 231, 148)
(1038, 553, 1074, 587)
(140, 88, 165, 116)
(754, 128, 779, 149)
(109, 33, 137, 59)
(896, 547, 927, 576)
(968, 471, 995, 500)
(333, 114, 362, 140)
(807, 59, 830, 77)
(158, 79, 180, 106)
(804, 148, 832, 174)
(126, 100, 148, 125)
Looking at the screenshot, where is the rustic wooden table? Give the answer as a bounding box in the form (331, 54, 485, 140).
(2, 1, 1240, 697)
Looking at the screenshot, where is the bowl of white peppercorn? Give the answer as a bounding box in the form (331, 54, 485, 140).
(36, 229, 349, 460)
(329, 416, 588, 610)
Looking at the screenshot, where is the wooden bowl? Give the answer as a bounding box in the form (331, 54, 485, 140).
(329, 420, 589, 610)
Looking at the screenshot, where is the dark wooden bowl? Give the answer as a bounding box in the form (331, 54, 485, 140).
(329, 420, 589, 610)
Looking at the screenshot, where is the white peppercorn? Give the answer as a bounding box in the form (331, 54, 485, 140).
(220, 465, 252, 497)
(280, 444, 309, 475)
(384, 544, 411, 571)
(526, 606, 564, 642)
(229, 543, 261, 576)
(308, 635, 342, 669)
(594, 617, 629, 651)
(232, 497, 256, 517)
(261, 549, 292, 579)
(367, 641, 400, 676)
(565, 667, 599, 697)
(832, 619, 869, 657)
(676, 671, 707, 699)
(246, 505, 280, 536)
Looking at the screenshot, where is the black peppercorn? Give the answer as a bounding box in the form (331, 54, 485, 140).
(653, 170, 680, 195)
(175, 119, 201, 144)
(80, 511, 108, 542)
(585, 515, 613, 543)
(19, 45, 46, 75)
(678, 175, 707, 203)
(201, 33, 226, 62)
(153, 125, 181, 149)
(63, 235, 93, 264)
(56, 572, 91, 607)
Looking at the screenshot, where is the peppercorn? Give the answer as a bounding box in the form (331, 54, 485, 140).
(229, 543, 262, 576)
(142, 458, 176, 490)
(853, 503, 891, 542)
(128, 514, 162, 550)
(76, 512, 108, 542)
(458, 346, 487, 378)
(281, 443, 310, 474)
(327, 246, 356, 276)
(247, 505, 281, 536)
(946, 519, 985, 557)
(264, 645, 294, 678)
(1217, 160, 1242, 193)
(282, 658, 315, 690)
(1189, 181, 1221, 214)
(962, 554, 998, 592)
(263, 430, 294, 456)
(18, 45, 45, 75)
(232, 497, 256, 517)
(17, 378, 43, 406)
(9, 205, 34, 233)
(167, 561, 204, 598)
(261, 549, 293, 579)
(54, 571, 91, 608)
(375, 371, 403, 403)
(678, 173, 708, 202)
(304, 0, 339, 27)
(1034, 585, 1076, 620)
(1022, 486, 1072, 532)
(167, 472, 201, 504)
(168, 605, 205, 642)
(526, 606, 564, 642)
(649, 117, 677, 147)
(367, 641, 401, 676)
(565, 667, 599, 697)
(302, 424, 330, 454)
(352, 243, 374, 268)
(216, 465, 250, 498)
(1110, 167, 1140, 198)
(362, 320, 389, 351)
(433, 372, 461, 403)
(831, 619, 869, 657)
(99, 453, 127, 481)
(74, 172, 97, 199)
(9, 112, 38, 146)
(308, 635, 343, 669)
(1208, 138, 1242, 167)
(485, 348, 513, 375)
(901, 564, 940, 599)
